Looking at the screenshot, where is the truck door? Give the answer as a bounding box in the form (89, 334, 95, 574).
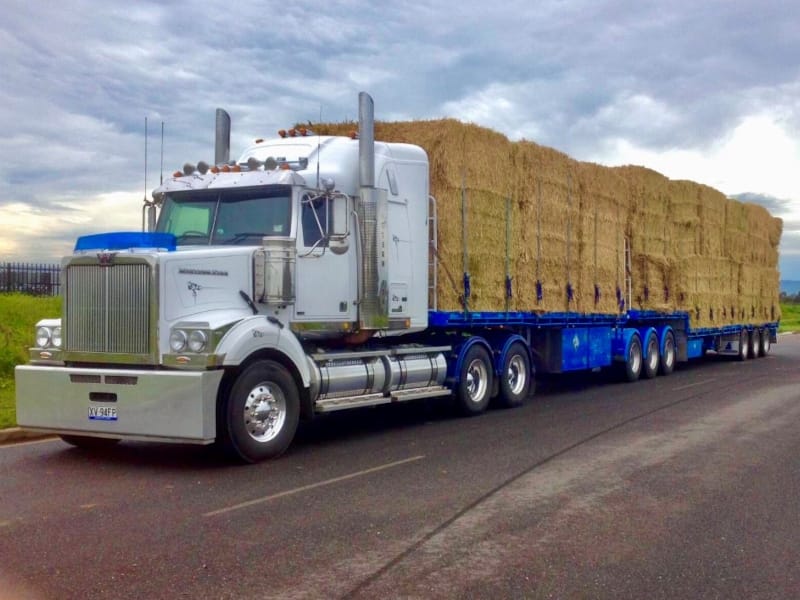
(293, 193, 356, 322)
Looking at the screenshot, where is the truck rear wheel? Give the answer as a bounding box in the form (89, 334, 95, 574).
(659, 330, 676, 376)
(220, 360, 299, 463)
(624, 334, 643, 382)
(643, 332, 659, 379)
(498, 342, 532, 408)
(456, 345, 493, 416)
(737, 330, 749, 361)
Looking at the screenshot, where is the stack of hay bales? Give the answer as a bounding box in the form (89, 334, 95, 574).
(313, 119, 782, 326)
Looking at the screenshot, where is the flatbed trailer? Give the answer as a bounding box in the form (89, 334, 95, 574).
(425, 309, 777, 389)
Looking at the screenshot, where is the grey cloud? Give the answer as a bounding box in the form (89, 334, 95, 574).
(729, 193, 794, 217)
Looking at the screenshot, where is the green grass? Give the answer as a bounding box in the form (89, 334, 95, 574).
(0, 294, 61, 429)
(779, 302, 800, 334)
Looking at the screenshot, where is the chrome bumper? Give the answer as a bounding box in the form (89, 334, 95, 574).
(15, 365, 224, 444)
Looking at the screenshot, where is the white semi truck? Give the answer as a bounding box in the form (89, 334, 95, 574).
(15, 93, 777, 462)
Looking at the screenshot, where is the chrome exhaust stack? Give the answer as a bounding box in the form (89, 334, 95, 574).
(356, 92, 388, 331)
(215, 108, 231, 165)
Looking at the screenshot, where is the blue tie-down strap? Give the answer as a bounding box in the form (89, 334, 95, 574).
(594, 284, 601, 304)
(616, 286, 625, 311)
(75, 232, 177, 252)
(463, 272, 471, 299)
(566, 282, 574, 302)
(643, 286, 649, 301)
(505, 275, 513, 299)
(664, 286, 669, 302)
(536, 280, 543, 302)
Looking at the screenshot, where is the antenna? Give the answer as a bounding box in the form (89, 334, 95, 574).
(316, 104, 322, 189)
(143, 116, 148, 202)
(159, 121, 164, 185)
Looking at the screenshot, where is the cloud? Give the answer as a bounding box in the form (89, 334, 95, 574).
(1, 0, 799, 279)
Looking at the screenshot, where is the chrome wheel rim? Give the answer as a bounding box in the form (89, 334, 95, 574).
(466, 358, 489, 403)
(243, 382, 287, 443)
(507, 354, 527, 396)
(630, 342, 641, 374)
(647, 339, 658, 371)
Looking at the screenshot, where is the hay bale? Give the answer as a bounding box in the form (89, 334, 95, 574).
(314, 118, 782, 324)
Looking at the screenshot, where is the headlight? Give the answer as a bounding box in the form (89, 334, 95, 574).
(36, 326, 52, 348)
(188, 330, 208, 353)
(51, 327, 63, 349)
(169, 329, 187, 352)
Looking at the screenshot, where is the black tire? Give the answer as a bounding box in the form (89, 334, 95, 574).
(659, 330, 676, 376)
(60, 435, 120, 449)
(748, 330, 759, 359)
(624, 334, 643, 382)
(760, 329, 771, 357)
(737, 330, 749, 361)
(643, 332, 659, 379)
(220, 360, 300, 463)
(456, 344, 494, 416)
(497, 342, 533, 408)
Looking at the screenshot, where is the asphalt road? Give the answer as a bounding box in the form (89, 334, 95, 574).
(2, 336, 800, 599)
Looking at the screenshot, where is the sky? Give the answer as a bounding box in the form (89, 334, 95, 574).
(1, 0, 800, 279)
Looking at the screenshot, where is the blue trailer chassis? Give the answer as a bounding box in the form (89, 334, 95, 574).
(428, 309, 778, 375)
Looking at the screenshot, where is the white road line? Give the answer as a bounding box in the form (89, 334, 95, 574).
(203, 454, 426, 518)
(672, 378, 717, 391)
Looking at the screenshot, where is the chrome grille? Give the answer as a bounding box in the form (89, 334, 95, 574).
(65, 262, 152, 355)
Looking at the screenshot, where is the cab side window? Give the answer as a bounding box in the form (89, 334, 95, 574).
(301, 196, 329, 247)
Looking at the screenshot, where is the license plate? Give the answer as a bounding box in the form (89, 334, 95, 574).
(88, 406, 117, 421)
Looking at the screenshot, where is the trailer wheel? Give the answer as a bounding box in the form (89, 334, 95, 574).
(659, 330, 676, 376)
(737, 330, 749, 361)
(220, 360, 299, 463)
(748, 330, 759, 359)
(759, 329, 771, 357)
(456, 345, 493, 415)
(498, 342, 532, 408)
(643, 332, 659, 379)
(60, 435, 119, 449)
(624, 334, 643, 382)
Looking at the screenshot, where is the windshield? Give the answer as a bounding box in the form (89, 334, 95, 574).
(156, 186, 292, 245)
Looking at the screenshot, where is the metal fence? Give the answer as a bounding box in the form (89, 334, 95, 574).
(0, 262, 61, 296)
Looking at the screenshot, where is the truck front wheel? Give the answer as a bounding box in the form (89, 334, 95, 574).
(221, 360, 300, 463)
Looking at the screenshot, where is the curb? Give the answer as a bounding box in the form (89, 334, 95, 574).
(0, 427, 55, 445)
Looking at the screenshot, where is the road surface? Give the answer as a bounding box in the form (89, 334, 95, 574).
(2, 335, 799, 599)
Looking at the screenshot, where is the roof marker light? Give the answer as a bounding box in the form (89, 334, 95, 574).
(173, 170, 183, 178)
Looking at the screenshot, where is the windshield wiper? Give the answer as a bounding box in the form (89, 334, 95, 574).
(225, 232, 266, 245)
(175, 232, 209, 244)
